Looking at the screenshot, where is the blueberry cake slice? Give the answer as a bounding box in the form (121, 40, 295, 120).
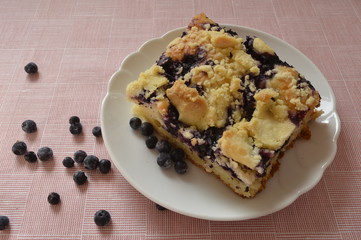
(126, 13, 321, 198)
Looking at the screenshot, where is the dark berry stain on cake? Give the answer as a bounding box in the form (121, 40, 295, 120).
(289, 110, 307, 126)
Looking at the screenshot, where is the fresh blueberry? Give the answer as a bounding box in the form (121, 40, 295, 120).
(155, 204, 167, 211)
(69, 116, 80, 124)
(157, 152, 173, 168)
(24, 151, 37, 163)
(74, 150, 87, 163)
(73, 171, 87, 185)
(12, 141, 27, 155)
(37, 147, 53, 161)
(156, 139, 171, 153)
(140, 122, 153, 136)
(84, 155, 99, 170)
(0, 215, 10, 230)
(129, 117, 142, 130)
(94, 210, 111, 226)
(99, 159, 111, 174)
(21, 120, 37, 133)
(69, 122, 83, 135)
(145, 135, 158, 149)
(47, 192, 61, 205)
(24, 62, 38, 74)
(92, 126, 102, 137)
(174, 160, 188, 174)
(170, 148, 185, 162)
(62, 157, 74, 168)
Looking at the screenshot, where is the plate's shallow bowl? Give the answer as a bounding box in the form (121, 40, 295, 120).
(101, 25, 340, 221)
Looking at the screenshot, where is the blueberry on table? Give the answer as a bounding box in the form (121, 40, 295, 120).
(73, 171, 87, 185)
(92, 126, 102, 137)
(24, 62, 38, 74)
(24, 151, 37, 163)
(62, 157, 74, 168)
(98, 159, 111, 174)
(0, 215, 9, 230)
(37, 147, 53, 161)
(156, 139, 172, 153)
(174, 160, 188, 174)
(47, 192, 61, 205)
(94, 210, 111, 226)
(170, 148, 185, 162)
(157, 152, 173, 168)
(145, 135, 158, 149)
(12, 141, 27, 155)
(155, 204, 167, 211)
(21, 119, 37, 133)
(69, 116, 80, 124)
(129, 117, 142, 130)
(69, 122, 83, 135)
(140, 122, 153, 136)
(74, 150, 87, 163)
(84, 155, 99, 170)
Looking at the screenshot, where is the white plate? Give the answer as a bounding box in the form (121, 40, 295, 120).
(101, 25, 341, 221)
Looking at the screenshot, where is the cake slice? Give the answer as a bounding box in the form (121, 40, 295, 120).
(126, 13, 321, 198)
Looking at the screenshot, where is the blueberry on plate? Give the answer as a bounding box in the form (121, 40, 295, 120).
(21, 119, 37, 133)
(24, 62, 38, 74)
(73, 171, 87, 185)
(129, 117, 142, 130)
(140, 122, 153, 136)
(98, 159, 111, 174)
(170, 148, 185, 162)
(157, 152, 173, 168)
(24, 151, 37, 163)
(69, 116, 80, 124)
(84, 155, 99, 170)
(174, 160, 188, 174)
(47, 192, 61, 205)
(156, 139, 172, 153)
(69, 122, 83, 135)
(145, 135, 158, 149)
(37, 147, 53, 161)
(94, 210, 111, 226)
(92, 126, 102, 137)
(0, 215, 10, 230)
(62, 157, 74, 168)
(74, 150, 87, 163)
(12, 141, 27, 155)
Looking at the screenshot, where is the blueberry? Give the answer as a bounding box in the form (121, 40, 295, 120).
(140, 122, 153, 136)
(69, 122, 83, 135)
(174, 160, 188, 174)
(94, 210, 111, 226)
(37, 147, 53, 161)
(24, 151, 37, 163)
(155, 204, 167, 211)
(74, 150, 87, 163)
(170, 148, 185, 162)
(47, 192, 60, 205)
(145, 135, 158, 149)
(0, 215, 10, 230)
(12, 141, 27, 155)
(84, 155, 99, 170)
(129, 117, 142, 130)
(156, 139, 171, 153)
(99, 159, 111, 174)
(69, 116, 80, 124)
(73, 171, 87, 185)
(24, 62, 38, 74)
(92, 126, 102, 137)
(157, 152, 173, 168)
(62, 157, 74, 168)
(21, 120, 37, 133)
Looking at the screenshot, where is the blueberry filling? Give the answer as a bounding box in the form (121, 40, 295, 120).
(289, 110, 307, 126)
(156, 48, 207, 83)
(255, 149, 275, 177)
(240, 86, 256, 121)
